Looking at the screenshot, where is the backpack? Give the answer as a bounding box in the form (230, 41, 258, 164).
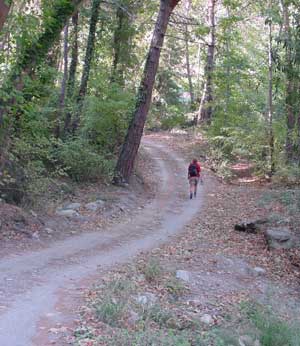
(189, 163, 198, 177)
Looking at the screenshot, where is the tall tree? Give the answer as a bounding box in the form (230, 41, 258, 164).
(67, 11, 79, 97)
(267, 0, 275, 174)
(196, 0, 216, 124)
(64, 11, 79, 135)
(0, 0, 11, 32)
(281, 0, 296, 163)
(114, 0, 181, 183)
(111, 5, 126, 85)
(72, 0, 101, 131)
(0, 0, 83, 128)
(184, 0, 195, 109)
(55, 24, 69, 138)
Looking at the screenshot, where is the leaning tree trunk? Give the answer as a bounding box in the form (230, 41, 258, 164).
(0, 0, 11, 32)
(0, 0, 83, 129)
(114, 0, 180, 183)
(72, 0, 101, 132)
(196, 0, 216, 124)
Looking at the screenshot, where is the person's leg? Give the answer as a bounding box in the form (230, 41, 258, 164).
(194, 178, 199, 197)
(189, 179, 193, 199)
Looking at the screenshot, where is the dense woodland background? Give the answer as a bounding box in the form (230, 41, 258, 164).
(0, 0, 299, 205)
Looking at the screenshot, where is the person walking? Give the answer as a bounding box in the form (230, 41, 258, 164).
(188, 158, 201, 199)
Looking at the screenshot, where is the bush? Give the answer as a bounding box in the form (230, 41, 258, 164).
(141, 258, 162, 283)
(161, 113, 186, 130)
(273, 163, 300, 185)
(83, 84, 134, 153)
(166, 277, 186, 298)
(55, 138, 115, 182)
(95, 297, 125, 327)
(241, 302, 300, 346)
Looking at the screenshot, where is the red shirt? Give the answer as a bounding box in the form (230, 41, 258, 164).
(188, 162, 201, 178)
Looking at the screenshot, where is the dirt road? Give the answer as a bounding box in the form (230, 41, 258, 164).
(0, 136, 207, 346)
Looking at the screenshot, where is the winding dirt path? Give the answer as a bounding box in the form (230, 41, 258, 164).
(0, 136, 208, 346)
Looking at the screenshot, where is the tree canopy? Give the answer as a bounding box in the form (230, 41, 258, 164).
(0, 0, 300, 203)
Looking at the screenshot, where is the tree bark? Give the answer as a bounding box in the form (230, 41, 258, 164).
(72, 0, 101, 132)
(0, 0, 11, 32)
(282, 0, 296, 163)
(184, 0, 194, 109)
(111, 6, 125, 85)
(196, 0, 216, 124)
(64, 11, 79, 135)
(114, 0, 180, 183)
(67, 11, 79, 97)
(55, 24, 69, 138)
(267, 3, 275, 174)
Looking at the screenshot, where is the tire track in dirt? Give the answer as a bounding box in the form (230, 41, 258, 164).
(0, 136, 208, 346)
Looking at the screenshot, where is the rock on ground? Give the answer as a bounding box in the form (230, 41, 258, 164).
(85, 200, 105, 211)
(56, 209, 79, 217)
(264, 228, 295, 249)
(64, 203, 81, 211)
(200, 314, 213, 325)
(176, 270, 191, 282)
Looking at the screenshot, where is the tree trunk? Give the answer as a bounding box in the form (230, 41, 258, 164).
(72, 0, 101, 132)
(184, 0, 194, 109)
(111, 6, 125, 85)
(0, 0, 11, 32)
(114, 0, 180, 183)
(282, 1, 296, 163)
(196, 0, 216, 124)
(64, 11, 79, 135)
(55, 24, 69, 138)
(67, 11, 79, 97)
(267, 3, 275, 174)
(0, 0, 83, 128)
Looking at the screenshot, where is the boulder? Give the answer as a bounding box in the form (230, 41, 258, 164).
(239, 335, 260, 346)
(176, 270, 191, 283)
(200, 314, 213, 325)
(264, 228, 294, 249)
(136, 293, 157, 306)
(85, 199, 105, 211)
(253, 267, 266, 276)
(56, 209, 79, 217)
(45, 227, 54, 234)
(64, 203, 81, 210)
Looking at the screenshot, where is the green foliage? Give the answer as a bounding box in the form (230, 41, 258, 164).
(95, 297, 126, 327)
(83, 83, 134, 153)
(144, 304, 174, 327)
(141, 258, 162, 283)
(160, 112, 187, 130)
(55, 138, 115, 182)
(259, 188, 300, 217)
(241, 302, 300, 346)
(166, 277, 186, 298)
(206, 123, 271, 177)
